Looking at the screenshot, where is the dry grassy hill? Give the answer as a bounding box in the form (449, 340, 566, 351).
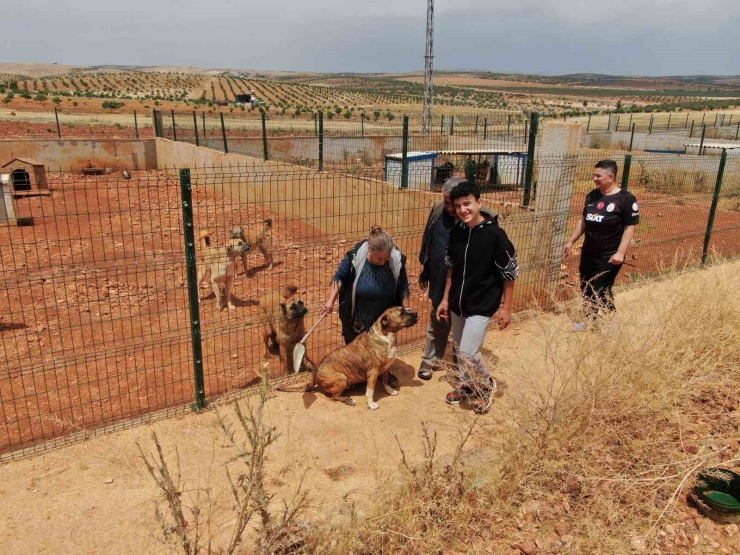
(1, 63, 738, 120)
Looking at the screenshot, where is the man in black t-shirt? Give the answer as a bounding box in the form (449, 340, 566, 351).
(564, 160, 639, 328)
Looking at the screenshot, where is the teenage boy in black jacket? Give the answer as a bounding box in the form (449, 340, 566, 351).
(437, 181, 519, 414)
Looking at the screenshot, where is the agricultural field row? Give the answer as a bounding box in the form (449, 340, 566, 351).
(2, 68, 739, 121)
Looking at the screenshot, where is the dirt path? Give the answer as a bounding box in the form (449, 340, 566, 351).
(1, 261, 738, 554)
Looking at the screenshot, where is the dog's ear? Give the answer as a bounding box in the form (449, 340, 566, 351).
(381, 314, 390, 329)
(282, 285, 299, 299)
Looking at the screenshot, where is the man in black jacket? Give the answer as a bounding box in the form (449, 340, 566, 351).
(417, 178, 498, 381)
(437, 181, 518, 414)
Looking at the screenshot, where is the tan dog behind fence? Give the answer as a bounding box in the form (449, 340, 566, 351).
(259, 285, 312, 374)
(278, 307, 419, 409)
(197, 231, 251, 311)
(231, 218, 273, 276)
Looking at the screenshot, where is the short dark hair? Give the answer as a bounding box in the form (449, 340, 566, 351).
(449, 180, 480, 202)
(595, 160, 618, 176)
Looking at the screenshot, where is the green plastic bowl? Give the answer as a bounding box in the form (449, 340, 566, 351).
(692, 468, 740, 523)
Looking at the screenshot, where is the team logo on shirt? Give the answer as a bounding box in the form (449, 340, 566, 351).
(597, 201, 605, 209)
(606, 203, 615, 212)
(632, 202, 639, 211)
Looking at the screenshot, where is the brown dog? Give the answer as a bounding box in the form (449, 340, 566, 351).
(259, 285, 311, 374)
(197, 231, 250, 310)
(278, 307, 419, 409)
(231, 219, 273, 275)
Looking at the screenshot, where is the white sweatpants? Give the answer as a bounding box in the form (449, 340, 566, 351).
(450, 312, 492, 376)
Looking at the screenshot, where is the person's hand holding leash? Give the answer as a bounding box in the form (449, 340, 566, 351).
(321, 301, 334, 315)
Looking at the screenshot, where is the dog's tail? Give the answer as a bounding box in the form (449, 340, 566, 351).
(199, 230, 211, 248)
(276, 372, 315, 392)
(263, 218, 273, 229)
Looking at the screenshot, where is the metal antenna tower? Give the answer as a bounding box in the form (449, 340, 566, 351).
(422, 0, 434, 134)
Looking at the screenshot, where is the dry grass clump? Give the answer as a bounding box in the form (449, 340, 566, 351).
(303, 264, 740, 554)
(138, 373, 309, 555)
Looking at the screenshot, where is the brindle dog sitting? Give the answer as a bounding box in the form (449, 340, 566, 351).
(259, 285, 311, 374)
(278, 307, 419, 409)
(231, 218, 273, 276)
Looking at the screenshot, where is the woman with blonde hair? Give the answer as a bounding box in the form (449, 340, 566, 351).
(322, 226, 411, 348)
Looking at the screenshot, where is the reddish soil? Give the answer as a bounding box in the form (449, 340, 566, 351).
(1, 170, 739, 455)
(0, 170, 427, 454)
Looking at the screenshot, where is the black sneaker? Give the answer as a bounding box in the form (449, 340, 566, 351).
(445, 389, 465, 405)
(445, 384, 474, 405)
(472, 396, 492, 415)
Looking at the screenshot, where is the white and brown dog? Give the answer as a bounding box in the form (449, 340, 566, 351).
(278, 307, 419, 409)
(197, 230, 251, 310)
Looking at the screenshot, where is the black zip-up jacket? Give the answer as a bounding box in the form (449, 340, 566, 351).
(444, 218, 519, 318)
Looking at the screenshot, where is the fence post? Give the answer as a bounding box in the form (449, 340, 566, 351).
(689, 120, 695, 138)
(667, 112, 672, 130)
(701, 113, 706, 127)
(134, 110, 139, 139)
(648, 115, 654, 135)
(507, 114, 512, 135)
(714, 113, 719, 128)
(729, 114, 733, 126)
(179, 168, 207, 410)
(318, 111, 324, 171)
(621, 154, 632, 190)
(440, 115, 444, 135)
(192, 110, 199, 147)
(401, 115, 409, 189)
(202, 112, 206, 138)
(699, 125, 706, 155)
(702, 150, 727, 266)
(54, 107, 61, 138)
(616, 115, 620, 131)
(220, 112, 228, 153)
(152, 109, 163, 138)
(361, 112, 365, 137)
(474, 115, 478, 136)
(450, 115, 454, 136)
(628, 124, 636, 152)
(685, 113, 689, 128)
(171, 109, 177, 142)
(628, 113, 633, 129)
(483, 117, 488, 141)
(261, 110, 269, 161)
(586, 114, 591, 133)
(522, 112, 539, 207)
(736, 122, 740, 141)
